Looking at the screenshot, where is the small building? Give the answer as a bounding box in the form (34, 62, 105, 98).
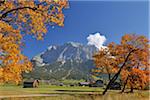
(78, 82, 90, 86)
(89, 80, 104, 87)
(23, 80, 39, 88)
(109, 82, 121, 90)
(59, 83, 64, 86)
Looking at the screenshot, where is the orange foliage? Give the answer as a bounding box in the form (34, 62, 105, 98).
(0, 0, 68, 84)
(119, 34, 149, 89)
(93, 34, 149, 90)
(93, 48, 118, 76)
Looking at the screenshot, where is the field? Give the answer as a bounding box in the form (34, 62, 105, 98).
(0, 84, 149, 100)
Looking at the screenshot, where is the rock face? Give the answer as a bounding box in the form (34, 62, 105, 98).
(24, 42, 98, 80)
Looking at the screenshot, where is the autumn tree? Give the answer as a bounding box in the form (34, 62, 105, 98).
(93, 48, 118, 81)
(119, 34, 149, 93)
(93, 34, 149, 95)
(0, 0, 68, 84)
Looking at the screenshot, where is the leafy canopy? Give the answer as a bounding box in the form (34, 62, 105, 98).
(93, 34, 149, 91)
(0, 0, 68, 84)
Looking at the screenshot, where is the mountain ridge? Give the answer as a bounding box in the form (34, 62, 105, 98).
(24, 42, 98, 80)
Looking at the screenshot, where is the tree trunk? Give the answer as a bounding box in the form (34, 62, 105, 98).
(121, 75, 129, 93)
(108, 73, 111, 81)
(130, 86, 134, 93)
(102, 70, 121, 95)
(106, 66, 111, 81)
(129, 75, 134, 93)
(102, 49, 136, 95)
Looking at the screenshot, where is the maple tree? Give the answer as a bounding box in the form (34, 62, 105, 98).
(93, 34, 149, 94)
(0, 0, 68, 84)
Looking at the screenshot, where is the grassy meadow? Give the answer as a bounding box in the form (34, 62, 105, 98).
(0, 84, 149, 100)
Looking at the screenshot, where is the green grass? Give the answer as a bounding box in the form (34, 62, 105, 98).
(0, 84, 102, 95)
(0, 84, 149, 100)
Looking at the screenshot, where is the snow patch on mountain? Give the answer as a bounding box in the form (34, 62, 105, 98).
(29, 42, 99, 80)
(57, 47, 68, 61)
(47, 45, 57, 50)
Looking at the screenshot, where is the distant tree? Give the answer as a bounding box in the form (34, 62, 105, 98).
(93, 34, 149, 95)
(0, 0, 68, 84)
(93, 48, 118, 81)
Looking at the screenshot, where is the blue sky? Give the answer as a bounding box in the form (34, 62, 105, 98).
(23, 1, 149, 59)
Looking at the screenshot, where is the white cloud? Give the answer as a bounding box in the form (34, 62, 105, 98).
(87, 32, 107, 50)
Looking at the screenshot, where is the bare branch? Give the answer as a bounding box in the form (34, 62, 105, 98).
(0, 6, 37, 20)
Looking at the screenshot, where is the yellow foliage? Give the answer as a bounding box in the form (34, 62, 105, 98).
(93, 34, 150, 90)
(0, 0, 68, 84)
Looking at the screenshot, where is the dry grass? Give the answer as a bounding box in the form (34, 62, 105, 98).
(0, 85, 149, 100)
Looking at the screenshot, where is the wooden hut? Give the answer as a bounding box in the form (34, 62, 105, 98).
(23, 80, 39, 88)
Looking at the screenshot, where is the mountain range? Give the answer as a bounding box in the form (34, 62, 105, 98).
(23, 42, 98, 80)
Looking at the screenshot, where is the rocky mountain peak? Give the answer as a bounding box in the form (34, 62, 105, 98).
(28, 42, 98, 80)
(65, 42, 82, 47)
